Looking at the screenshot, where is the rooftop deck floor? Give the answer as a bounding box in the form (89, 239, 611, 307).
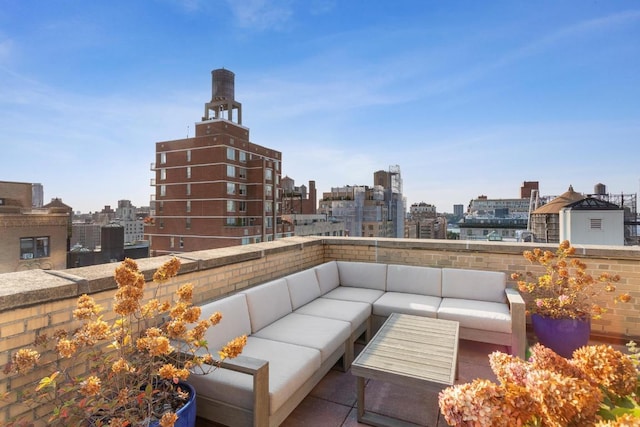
(196, 335, 628, 427)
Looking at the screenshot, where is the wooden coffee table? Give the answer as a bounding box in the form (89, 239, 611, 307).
(351, 313, 460, 427)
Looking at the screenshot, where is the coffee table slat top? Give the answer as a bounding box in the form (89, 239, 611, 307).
(352, 313, 459, 387)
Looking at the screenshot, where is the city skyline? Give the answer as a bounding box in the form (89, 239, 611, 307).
(1, 1, 639, 213)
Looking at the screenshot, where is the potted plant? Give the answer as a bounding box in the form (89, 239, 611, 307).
(511, 240, 631, 358)
(2, 257, 246, 427)
(438, 342, 640, 426)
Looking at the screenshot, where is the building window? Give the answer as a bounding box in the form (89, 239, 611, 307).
(226, 217, 236, 226)
(239, 184, 247, 195)
(239, 201, 247, 212)
(227, 183, 236, 195)
(186, 183, 191, 196)
(266, 217, 273, 228)
(238, 168, 247, 179)
(170, 237, 174, 248)
(158, 201, 164, 213)
(186, 166, 191, 179)
(20, 236, 49, 259)
(179, 237, 184, 248)
(186, 200, 191, 213)
(265, 169, 272, 181)
(227, 165, 235, 177)
(186, 217, 191, 229)
(265, 201, 273, 213)
(227, 200, 236, 212)
(160, 185, 166, 197)
(265, 185, 273, 198)
(160, 169, 166, 180)
(186, 150, 191, 162)
(239, 151, 247, 163)
(590, 218, 603, 229)
(227, 148, 236, 161)
(160, 152, 167, 164)
(275, 161, 279, 171)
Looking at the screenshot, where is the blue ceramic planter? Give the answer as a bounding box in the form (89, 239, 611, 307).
(531, 314, 591, 358)
(159, 382, 196, 427)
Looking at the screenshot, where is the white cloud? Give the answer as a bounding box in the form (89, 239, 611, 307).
(224, 0, 294, 31)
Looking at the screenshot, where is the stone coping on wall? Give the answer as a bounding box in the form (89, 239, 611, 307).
(0, 236, 322, 313)
(1, 236, 638, 314)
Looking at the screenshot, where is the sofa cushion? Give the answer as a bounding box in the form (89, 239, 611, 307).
(373, 292, 442, 318)
(437, 298, 512, 334)
(252, 313, 351, 363)
(285, 269, 322, 310)
(242, 278, 292, 333)
(386, 264, 442, 296)
(322, 286, 385, 304)
(187, 336, 321, 415)
(441, 268, 506, 303)
(337, 261, 387, 290)
(314, 261, 340, 295)
(294, 298, 371, 334)
(199, 293, 252, 351)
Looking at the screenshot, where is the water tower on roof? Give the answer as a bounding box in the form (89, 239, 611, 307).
(203, 68, 243, 124)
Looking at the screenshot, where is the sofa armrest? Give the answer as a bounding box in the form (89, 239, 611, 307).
(505, 287, 526, 360)
(173, 344, 270, 427)
(220, 355, 270, 427)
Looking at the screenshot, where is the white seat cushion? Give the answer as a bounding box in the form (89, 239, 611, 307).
(295, 298, 371, 334)
(386, 264, 442, 296)
(337, 261, 387, 290)
(252, 313, 351, 363)
(437, 298, 512, 334)
(199, 293, 252, 351)
(187, 336, 321, 415)
(285, 269, 322, 310)
(242, 278, 292, 333)
(373, 292, 442, 318)
(321, 286, 385, 304)
(314, 261, 340, 295)
(441, 268, 506, 303)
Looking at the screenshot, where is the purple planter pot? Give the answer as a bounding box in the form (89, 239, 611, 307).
(531, 314, 591, 359)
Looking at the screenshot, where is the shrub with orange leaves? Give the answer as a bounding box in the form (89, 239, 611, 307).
(438, 343, 640, 426)
(511, 240, 631, 320)
(3, 257, 246, 427)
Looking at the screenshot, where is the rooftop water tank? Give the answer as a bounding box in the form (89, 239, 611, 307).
(211, 69, 235, 101)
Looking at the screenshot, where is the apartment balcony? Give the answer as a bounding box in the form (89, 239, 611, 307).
(1, 237, 638, 426)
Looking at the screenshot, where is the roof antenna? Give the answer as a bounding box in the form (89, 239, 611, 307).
(186, 125, 189, 138)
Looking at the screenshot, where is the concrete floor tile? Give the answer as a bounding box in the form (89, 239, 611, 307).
(279, 395, 351, 427)
(309, 368, 358, 406)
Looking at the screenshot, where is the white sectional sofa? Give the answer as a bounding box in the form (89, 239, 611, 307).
(187, 261, 525, 427)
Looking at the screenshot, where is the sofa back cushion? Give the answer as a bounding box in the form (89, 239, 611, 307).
(285, 269, 322, 310)
(441, 268, 506, 303)
(386, 264, 442, 296)
(314, 261, 340, 295)
(200, 293, 252, 351)
(242, 278, 293, 333)
(337, 261, 387, 291)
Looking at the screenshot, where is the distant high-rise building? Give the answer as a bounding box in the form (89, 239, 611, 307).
(453, 204, 464, 217)
(146, 69, 292, 255)
(319, 166, 406, 238)
(520, 181, 539, 198)
(32, 183, 43, 208)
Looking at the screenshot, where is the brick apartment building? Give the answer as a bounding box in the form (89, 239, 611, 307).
(146, 69, 292, 255)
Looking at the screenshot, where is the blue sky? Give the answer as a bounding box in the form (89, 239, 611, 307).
(1, 1, 639, 213)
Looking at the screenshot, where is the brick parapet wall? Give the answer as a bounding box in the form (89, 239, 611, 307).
(0, 236, 639, 423)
